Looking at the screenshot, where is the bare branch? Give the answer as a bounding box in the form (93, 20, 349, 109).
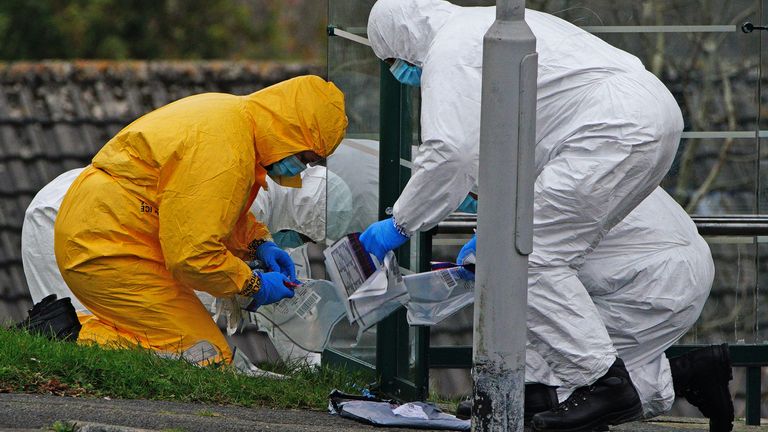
(685, 62, 739, 212)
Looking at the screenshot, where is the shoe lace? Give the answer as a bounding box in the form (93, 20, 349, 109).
(555, 385, 595, 412)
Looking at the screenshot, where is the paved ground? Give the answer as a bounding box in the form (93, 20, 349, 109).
(0, 393, 766, 431)
(0, 393, 432, 432)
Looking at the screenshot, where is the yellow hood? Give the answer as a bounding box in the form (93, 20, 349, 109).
(245, 75, 348, 187)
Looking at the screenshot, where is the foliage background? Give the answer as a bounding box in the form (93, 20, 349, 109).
(0, 0, 328, 62)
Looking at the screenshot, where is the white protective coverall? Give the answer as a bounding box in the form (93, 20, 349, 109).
(326, 138, 380, 233)
(368, 0, 683, 408)
(250, 165, 353, 243)
(527, 187, 713, 416)
(22, 168, 87, 312)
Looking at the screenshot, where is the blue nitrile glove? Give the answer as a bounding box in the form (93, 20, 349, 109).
(359, 217, 409, 262)
(456, 235, 477, 280)
(251, 271, 296, 308)
(256, 241, 299, 284)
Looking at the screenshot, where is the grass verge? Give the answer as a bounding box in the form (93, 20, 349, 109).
(0, 327, 368, 410)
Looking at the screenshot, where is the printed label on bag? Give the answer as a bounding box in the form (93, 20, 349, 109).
(296, 291, 321, 320)
(274, 285, 307, 315)
(439, 269, 457, 289)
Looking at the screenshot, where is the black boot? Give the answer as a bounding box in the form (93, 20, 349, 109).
(455, 383, 559, 422)
(14, 294, 81, 341)
(669, 344, 734, 432)
(455, 399, 471, 420)
(525, 383, 560, 423)
(13, 294, 58, 331)
(531, 358, 642, 432)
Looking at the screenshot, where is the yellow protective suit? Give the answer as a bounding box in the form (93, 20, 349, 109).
(54, 76, 347, 363)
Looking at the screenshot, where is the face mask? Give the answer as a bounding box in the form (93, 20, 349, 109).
(273, 230, 305, 249)
(456, 194, 478, 214)
(267, 155, 307, 179)
(390, 59, 422, 87)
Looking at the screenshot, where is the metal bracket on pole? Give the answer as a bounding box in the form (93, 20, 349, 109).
(515, 53, 537, 256)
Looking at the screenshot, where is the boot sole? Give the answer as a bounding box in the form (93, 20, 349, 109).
(532, 402, 643, 432)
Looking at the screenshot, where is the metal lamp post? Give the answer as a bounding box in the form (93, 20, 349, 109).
(472, 0, 537, 430)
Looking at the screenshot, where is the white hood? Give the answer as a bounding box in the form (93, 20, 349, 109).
(251, 165, 353, 243)
(367, 0, 459, 67)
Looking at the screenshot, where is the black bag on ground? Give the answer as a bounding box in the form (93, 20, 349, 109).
(14, 294, 81, 341)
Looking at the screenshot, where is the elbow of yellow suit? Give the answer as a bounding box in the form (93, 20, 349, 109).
(165, 245, 251, 298)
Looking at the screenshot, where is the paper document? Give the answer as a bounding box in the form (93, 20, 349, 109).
(324, 236, 409, 336)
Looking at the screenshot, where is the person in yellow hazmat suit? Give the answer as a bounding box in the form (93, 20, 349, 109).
(53, 75, 348, 365)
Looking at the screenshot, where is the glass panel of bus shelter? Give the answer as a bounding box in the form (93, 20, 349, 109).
(536, 0, 767, 347)
(679, 238, 764, 344)
(761, 2, 768, 213)
(461, 0, 762, 213)
(759, 2, 768, 346)
(671, 140, 767, 346)
(663, 137, 759, 215)
(325, 0, 380, 365)
(537, 7, 761, 251)
(327, 0, 428, 386)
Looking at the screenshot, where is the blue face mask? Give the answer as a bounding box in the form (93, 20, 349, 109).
(456, 194, 478, 214)
(273, 230, 305, 249)
(267, 155, 307, 179)
(390, 59, 422, 87)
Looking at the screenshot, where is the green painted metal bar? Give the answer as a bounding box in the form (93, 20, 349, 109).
(322, 348, 377, 380)
(376, 59, 404, 396)
(412, 326, 430, 398)
(377, 66, 406, 220)
(411, 230, 434, 399)
(376, 59, 425, 400)
(745, 367, 761, 425)
(667, 344, 768, 365)
(374, 298, 403, 389)
(433, 345, 768, 368)
(396, 307, 411, 382)
(389, 376, 422, 401)
(430, 346, 473, 369)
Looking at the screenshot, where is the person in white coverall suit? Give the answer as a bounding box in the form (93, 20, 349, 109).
(359, 1, 733, 431)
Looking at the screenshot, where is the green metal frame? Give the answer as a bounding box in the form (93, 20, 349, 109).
(376, 61, 431, 401)
(321, 348, 377, 382)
